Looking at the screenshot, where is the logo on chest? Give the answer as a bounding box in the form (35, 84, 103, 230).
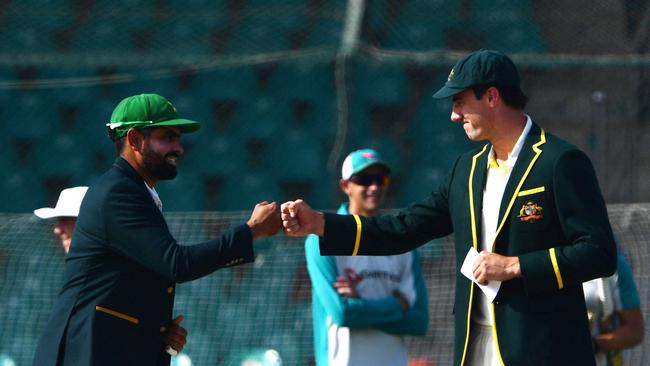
(518, 201, 543, 222)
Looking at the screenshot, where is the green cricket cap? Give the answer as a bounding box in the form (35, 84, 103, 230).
(433, 49, 521, 99)
(107, 93, 200, 140)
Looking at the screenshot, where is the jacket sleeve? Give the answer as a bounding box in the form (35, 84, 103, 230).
(376, 251, 429, 336)
(616, 254, 641, 309)
(519, 149, 617, 295)
(305, 234, 406, 328)
(103, 184, 254, 283)
(319, 164, 456, 256)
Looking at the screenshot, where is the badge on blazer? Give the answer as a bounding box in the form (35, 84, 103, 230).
(518, 201, 543, 222)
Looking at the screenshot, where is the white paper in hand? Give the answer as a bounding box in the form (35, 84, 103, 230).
(460, 247, 502, 303)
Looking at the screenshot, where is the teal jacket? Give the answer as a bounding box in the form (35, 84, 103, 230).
(33, 157, 255, 366)
(306, 204, 429, 365)
(318, 124, 617, 366)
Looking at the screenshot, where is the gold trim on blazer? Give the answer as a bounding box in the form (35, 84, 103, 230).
(460, 144, 489, 366)
(549, 248, 564, 289)
(95, 306, 140, 324)
(517, 186, 545, 197)
(351, 214, 362, 256)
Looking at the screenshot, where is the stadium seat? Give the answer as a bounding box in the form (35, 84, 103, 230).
(0, 170, 47, 212)
(229, 95, 291, 140)
(151, 16, 225, 55)
(32, 131, 94, 185)
(0, 16, 69, 53)
(263, 129, 325, 180)
(191, 67, 258, 101)
(166, 0, 227, 13)
(3, 91, 55, 139)
(183, 134, 247, 177)
(397, 0, 460, 29)
(228, 14, 303, 53)
(353, 62, 407, 104)
(470, 0, 545, 53)
(216, 170, 282, 211)
(268, 62, 334, 99)
(383, 23, 446, 51)
(305, 18, 343, 48)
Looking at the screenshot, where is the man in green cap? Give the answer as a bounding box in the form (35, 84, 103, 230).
(280, 50, 617, 366)
(33, 93, 282, 366)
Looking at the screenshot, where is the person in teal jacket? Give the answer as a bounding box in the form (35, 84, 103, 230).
(305, 149, 428, 366)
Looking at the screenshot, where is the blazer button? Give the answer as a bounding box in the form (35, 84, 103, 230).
(167, 287, 174, 294)
(160, 326, 167, 333)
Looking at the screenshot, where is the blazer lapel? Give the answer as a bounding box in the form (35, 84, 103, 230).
(468, 144, 489, 249)
(493, 123, 546, 245)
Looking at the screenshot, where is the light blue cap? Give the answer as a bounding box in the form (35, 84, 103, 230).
(341, 148, 391, 180)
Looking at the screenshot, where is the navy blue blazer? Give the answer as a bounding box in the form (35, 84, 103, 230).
(33, 157, 255, 366)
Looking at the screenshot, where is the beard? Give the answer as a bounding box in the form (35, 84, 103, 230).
(142, 143, 178, 180)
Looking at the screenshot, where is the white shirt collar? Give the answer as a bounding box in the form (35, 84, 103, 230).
(144, 183, 163, 212)
(487, 115, 533, 168)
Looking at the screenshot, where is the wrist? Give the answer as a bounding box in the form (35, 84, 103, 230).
(314, 211, 325, 236)
(508, 257, 521, 278)
(393, 290, 409, 312)
(246, 221, 260, 240)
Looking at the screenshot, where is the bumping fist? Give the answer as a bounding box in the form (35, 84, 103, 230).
(246, 201, 282, 240)
(280, 199, 324, 237)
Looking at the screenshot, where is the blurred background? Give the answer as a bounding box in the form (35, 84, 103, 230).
(0, 0, 647, 213)
(1, 1, 649, 365)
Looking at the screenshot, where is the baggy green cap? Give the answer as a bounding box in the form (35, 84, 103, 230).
(107, 93, 200, 140)
(433, 49, 521, 99)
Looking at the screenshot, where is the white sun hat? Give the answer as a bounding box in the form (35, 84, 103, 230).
(33, 186, 88, 219)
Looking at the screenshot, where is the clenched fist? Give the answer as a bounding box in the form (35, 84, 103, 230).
(246, 201, 282, 240)
(280, 199, 324, 237)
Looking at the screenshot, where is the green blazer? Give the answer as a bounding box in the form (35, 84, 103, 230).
(319, 123, 616, 366)
(33, 157, 255, 366)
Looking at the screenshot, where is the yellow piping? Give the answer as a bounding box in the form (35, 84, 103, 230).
(488, 129, 546, 365)
(549, 248, 564, 289)
(460, 144, 488, 366)
(517, 186, 545, 197)
(351, 214, 362, 256)
(95, 306, 139, 324)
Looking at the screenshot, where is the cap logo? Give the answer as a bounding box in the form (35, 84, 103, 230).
(362, 152, 376, 160)
(447, 68, 455, 81)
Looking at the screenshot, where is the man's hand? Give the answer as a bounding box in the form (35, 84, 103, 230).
(280, 199, 324, 237)
(333, 276, 360, 299)
(246, 201, 281, 240)
(472, 251, 521, 285)
(163, 315, 187, 355)
(393, 290, 410, 312)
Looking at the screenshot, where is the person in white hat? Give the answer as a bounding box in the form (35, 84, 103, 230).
(34, 186, 88, 254)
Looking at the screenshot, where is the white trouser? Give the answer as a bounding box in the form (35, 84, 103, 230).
(466, 322, 501, 366)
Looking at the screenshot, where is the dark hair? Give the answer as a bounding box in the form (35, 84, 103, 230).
(110, 127, 153, 154)
(472, 84, 528, 109)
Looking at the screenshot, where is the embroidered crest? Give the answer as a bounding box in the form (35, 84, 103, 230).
(518, 201, 543, 222)
(447, 68, 455, 81)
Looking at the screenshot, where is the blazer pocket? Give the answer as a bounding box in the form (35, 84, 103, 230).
(95, 305, 140, 325)
(517, 186, 545, 197)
